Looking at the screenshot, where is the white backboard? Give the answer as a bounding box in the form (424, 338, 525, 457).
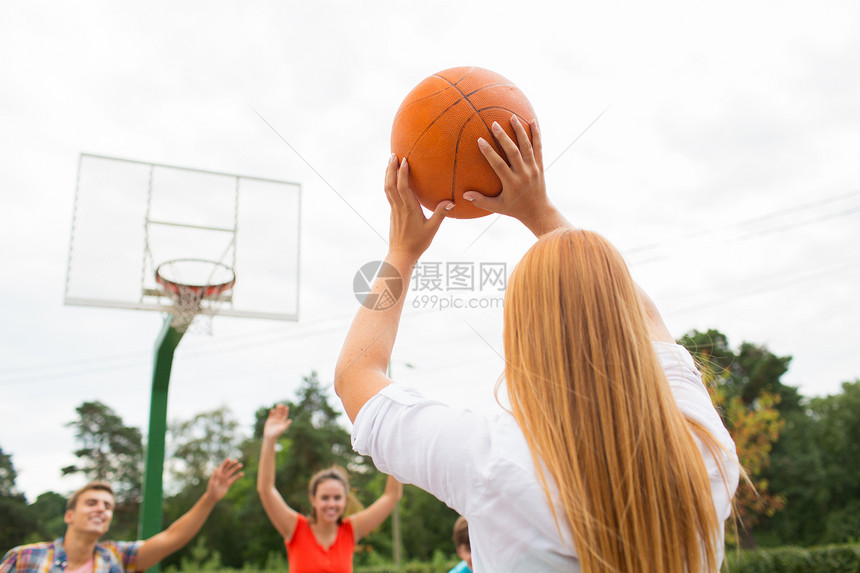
(65, 153, 300, 321)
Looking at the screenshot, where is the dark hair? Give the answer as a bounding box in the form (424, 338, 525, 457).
(67, 481, 114, 510)
(452, 516, 470, 549)
(307, 466, 350, 524)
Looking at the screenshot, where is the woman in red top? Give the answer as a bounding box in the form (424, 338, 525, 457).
(257, 404, 403, 573)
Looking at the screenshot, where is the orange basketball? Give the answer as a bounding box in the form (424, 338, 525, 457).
(390, 67, 537, 219)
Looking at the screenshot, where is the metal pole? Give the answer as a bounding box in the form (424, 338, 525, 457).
(387, 361, 402, 569)
(392, 502, 402, 568)
(139, 314, 185, 570)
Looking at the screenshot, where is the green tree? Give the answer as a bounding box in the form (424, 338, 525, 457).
(159, 371, 468, 567)
(757, 379, 860, 547)
(62, 401, 143, 539)
(159, 407, 244, 569)
(167, 406, 242, 493)
(679, 329, 788, 548)
(734, 342, 801, 412)
(0, 446, 38, 553)
(247, 371, 373, 564)
(0, 446, 19, 498)
(251, 371, 366, 512)
(349, 474, 460, 566)
(159, 471, 245, 570)
(397, 485, 460, 563)
(162, 371, 380, 568)
(679, 329, 798, 412)
(710, 387, 785, 547)
(27, 491, 68, 542)
(808, 380, 860, 544)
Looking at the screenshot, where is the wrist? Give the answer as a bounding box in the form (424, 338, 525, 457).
(200, 489, 220, 506)
(385, 248, 419, 270)
(518, 203, 571, 237)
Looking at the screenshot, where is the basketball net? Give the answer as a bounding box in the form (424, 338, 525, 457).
(169, 287, 219, 334)
(155, 259, 236, 335)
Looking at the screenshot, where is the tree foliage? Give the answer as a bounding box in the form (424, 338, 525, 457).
(26, 491, 67, 542)
(163, 371, 375, 568)
(159, 371, 462, 568)
(0, 446, 20, 498)
(763, 380, 860, 546)
(0, 446, 38, 554)
(679, 330, 860, 549)
(712, 387, 786, 538)
(21, 347, 858, 562)
(396, 485, 460, 563)
(679, 330, 787, 547)
(679, 329, 797, 412)
(62, 401, 143, 503)
(62, 400, 143, 539)
(168, 407, 242, 493)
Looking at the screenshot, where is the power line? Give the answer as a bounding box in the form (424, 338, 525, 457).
(5, 190, 858, 387)
(626, 189, 860, 259)
(732, 204, 860, 243)
(0, 313, 354, 387)
(668, 257, 860, 316)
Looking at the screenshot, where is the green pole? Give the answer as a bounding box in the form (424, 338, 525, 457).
(392, 503, 402, 568)
(139, 314, 185, 556)
(387, 361, 403, 569)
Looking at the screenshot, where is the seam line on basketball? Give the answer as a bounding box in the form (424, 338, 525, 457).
(440, 75, 492, 139)
(401, 95, 464, 203)
(394, 85, 455, 117)
(439, 76, 518, 204)
(402, 95, 461, 160)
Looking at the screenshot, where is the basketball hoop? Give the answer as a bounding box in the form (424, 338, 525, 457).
(154, 259, 236, 333)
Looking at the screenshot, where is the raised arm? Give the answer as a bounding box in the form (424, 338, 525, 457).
(135, 458, 243, 570)
(349, 475, 403, 541)
(636, 284, 675, 343)
(470, 116, 674, 342)
(334, 155, 452, 422)
(256, 404, 300, 540)
(463, 115, 571, 237)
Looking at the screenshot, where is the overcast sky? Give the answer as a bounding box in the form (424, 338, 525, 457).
(2, 0, 859, 503)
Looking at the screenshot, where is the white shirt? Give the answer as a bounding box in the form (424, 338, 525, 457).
(352, 342, 739, 572)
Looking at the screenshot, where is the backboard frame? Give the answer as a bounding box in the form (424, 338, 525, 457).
(64, 153, 301, 322)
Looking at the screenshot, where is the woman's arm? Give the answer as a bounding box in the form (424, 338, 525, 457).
(349, 475, 403, 541)
(256, 404, 300, 540)
(636, 284, 675, 343)
(471, 115, 674, 342)
(334, 155, 452, 422)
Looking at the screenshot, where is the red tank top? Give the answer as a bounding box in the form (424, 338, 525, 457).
(285, 514, 355, 573)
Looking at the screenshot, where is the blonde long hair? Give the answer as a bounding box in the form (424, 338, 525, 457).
(504, 228, 722, 573)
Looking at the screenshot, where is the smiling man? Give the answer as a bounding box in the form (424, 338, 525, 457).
(0, 459, 243, 573)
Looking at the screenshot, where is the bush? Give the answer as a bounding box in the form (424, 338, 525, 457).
(156, 543, 860, 573)
(355, 564, 457, 573)
(162, 561, 459, 573)
(726, 543, 860, 572)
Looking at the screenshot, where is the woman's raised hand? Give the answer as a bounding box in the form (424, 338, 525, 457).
(464, 116, 569, 237)
(263, 404, 292, 440)
(385, 154, 452, 263)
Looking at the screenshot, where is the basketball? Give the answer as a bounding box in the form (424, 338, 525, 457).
(390, 67, 538, 219)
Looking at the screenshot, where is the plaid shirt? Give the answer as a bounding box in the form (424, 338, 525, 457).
(0, 539, 142, 573)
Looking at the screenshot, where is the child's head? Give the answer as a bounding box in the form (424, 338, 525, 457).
(453, 516, 471, 567)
